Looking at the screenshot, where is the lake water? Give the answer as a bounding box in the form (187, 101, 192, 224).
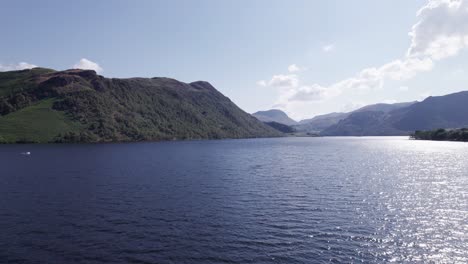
(0, 137, 467, 263)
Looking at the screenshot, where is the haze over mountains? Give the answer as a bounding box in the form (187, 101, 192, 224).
(253, 93, 468, 136)
(0, 68, 280, 143)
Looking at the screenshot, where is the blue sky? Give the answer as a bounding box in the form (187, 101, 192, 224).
(2, 0, 468, 120)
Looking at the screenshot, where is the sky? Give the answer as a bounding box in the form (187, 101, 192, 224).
(1, 0, 468, 120)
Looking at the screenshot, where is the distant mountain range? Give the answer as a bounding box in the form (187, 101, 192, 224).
(254, 92, 468, 136)
(0, 68, 280, 143)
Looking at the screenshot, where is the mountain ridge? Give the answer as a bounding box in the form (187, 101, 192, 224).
(255, 94, 468, 136)
(0, 68, 281, 143)
(321, 92, 468, 136)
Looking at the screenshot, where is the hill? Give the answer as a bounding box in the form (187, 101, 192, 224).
(320, 111, 406, 136)
(321, 92, 468, 136)
(296, 102, 414, 134)
(0, 68, 281, 143)
(252, 109, 297, 125)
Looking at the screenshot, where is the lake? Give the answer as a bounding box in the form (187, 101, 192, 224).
(0, 137, 467, 263)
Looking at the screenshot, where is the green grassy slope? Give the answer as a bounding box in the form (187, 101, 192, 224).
(0, 99, 82, 143)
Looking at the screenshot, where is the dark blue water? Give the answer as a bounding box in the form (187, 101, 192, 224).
(0, 137, 467, 263)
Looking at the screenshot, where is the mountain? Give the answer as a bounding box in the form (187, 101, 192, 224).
(320, 111, 405, 136)
(295, 102, 415, 133)
(295, 112, 349, 133)
(321, 92, 468, 136)
(354, 102, 416, 113)
(0, 68, 281, 143)
(392, 91, 468, 131)
(252, 109, 297, 125)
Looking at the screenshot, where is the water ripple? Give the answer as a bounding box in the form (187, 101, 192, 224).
(0, 137, 466, 263)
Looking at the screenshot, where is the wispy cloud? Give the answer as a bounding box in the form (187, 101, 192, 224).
(288, 64, 306, 73)
(73, 58, 103, 73)
(257, 65, 299, 88)
(257, 66, 339, 105)
(267, 74, 299, 88)
(0, 62, 37, 72)
(322, 44, 335, 53)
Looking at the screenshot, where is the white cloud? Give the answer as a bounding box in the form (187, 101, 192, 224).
(323, 0, 462, 94)
(269, 74, 299, 87)
(258, 74, 299, 88)
(0, 62, 37, 71)
(288, 64, 302, 72)
(289, 85, 341, 102)
(268, 55, 429, 114)
(290, 85, 327, 102)
(269, 56, 432, 108)
(407, 0, 468, 60)
(331, 57, 434, 92)
(73, 58, 103, 73)
(322, 44, 335, 52)
(259, 73, 340, 112)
